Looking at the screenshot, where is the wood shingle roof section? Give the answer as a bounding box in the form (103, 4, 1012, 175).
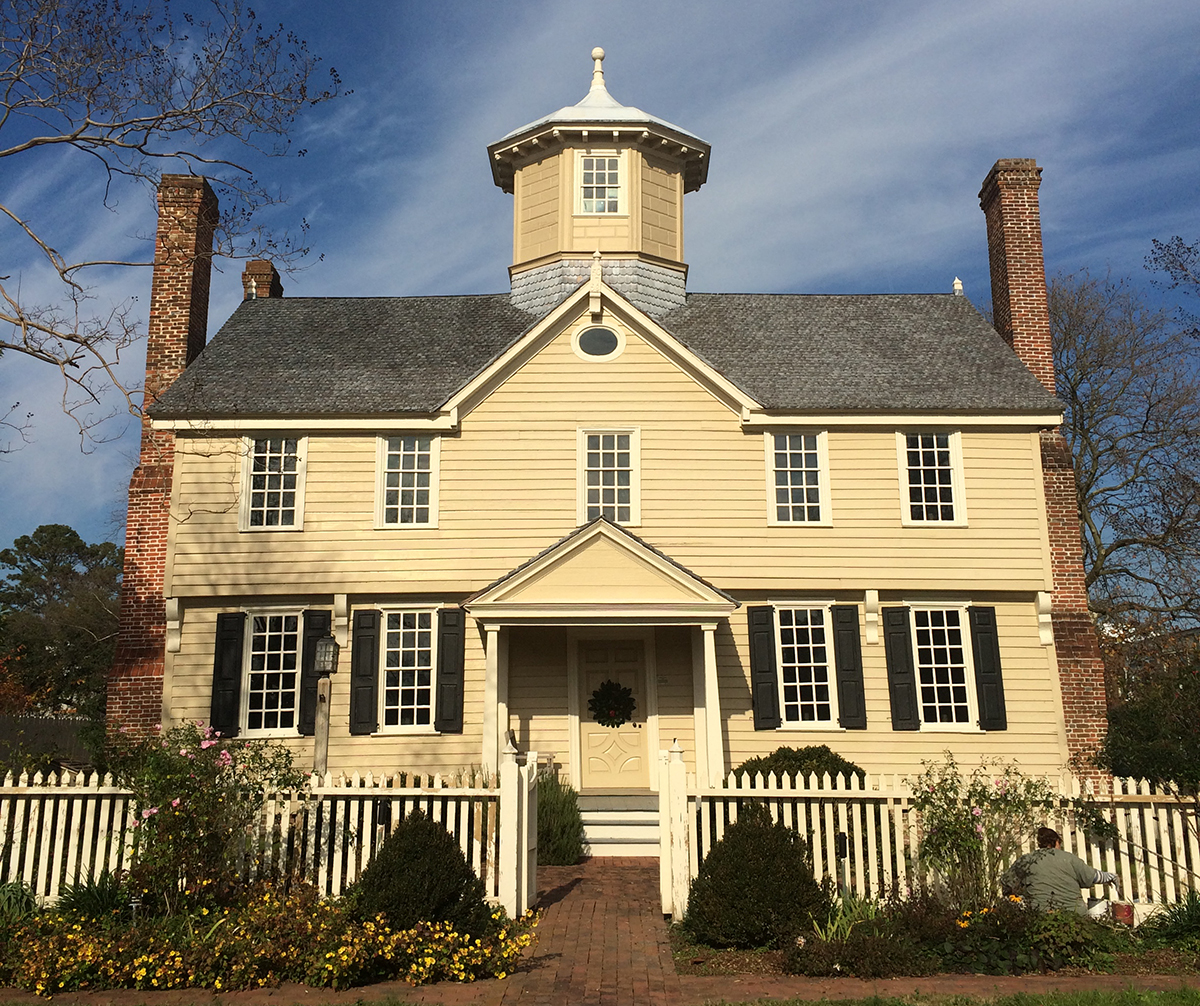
(149, 290, 1061, 419)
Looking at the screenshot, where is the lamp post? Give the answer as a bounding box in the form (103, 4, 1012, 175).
(312, 635, 339, 776)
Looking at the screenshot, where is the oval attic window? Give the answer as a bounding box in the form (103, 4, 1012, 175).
(577, 327, 620, 358)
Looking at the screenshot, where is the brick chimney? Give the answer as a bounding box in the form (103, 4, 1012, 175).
(979, 158, 1108, 777)
(242, 259, 284, 300)
(109, 175, 218, 730)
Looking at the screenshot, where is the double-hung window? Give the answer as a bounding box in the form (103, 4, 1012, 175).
(243, 611, 301, 732)
(897, 432, 966, 526)
(881, 604, 1008, 731)
(775, 606, 835, 726)
(766, 431, 831, 525)
(240, 436, 307, 531)
(380, 609, 437, 730)
(579, 153, 621, 214)
(578, 428, 640, 525)
(375, 435, 439, 527)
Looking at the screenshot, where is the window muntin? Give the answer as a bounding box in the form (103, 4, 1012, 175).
(897, 431, 966, 526)
(769, 432, 830, 524)
(249, 438, 300, 526)
(245, 612, 300, 732)
(581, 155, 620, 213)
(912, 608, 972, 725)
(379, 436, 435, 526)
(906, 433, 954, 521)
(381, 609, 436, 730)
(776, 606, 835, 725)
(240, 436, 306, 531)
(581, 430, 638, 524)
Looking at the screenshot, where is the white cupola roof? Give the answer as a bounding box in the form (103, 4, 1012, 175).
(488, 48, 710, 194)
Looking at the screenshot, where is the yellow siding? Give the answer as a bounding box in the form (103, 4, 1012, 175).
(718, 602, 1069, 779)
(653, 626, 696, 773)
(514, 154, 560, 264)
(506, 627, 570, 775)
(641, 155, 680, 260)
(168, 604, 486, 778)
(167, 313, 1051, 597)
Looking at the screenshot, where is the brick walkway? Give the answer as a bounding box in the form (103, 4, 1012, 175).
(4, 858, 1200, 1006)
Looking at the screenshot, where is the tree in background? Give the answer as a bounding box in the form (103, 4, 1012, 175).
(0, 0, 343, 444)
(0, 524, 122, 717)
(1147, 235, 1200, 337)
(1050, 269, 1200, 627)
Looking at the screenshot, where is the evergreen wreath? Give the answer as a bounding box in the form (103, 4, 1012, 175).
(588, 679, 636, 728)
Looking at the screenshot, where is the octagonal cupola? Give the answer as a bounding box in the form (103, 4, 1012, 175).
(488, 48, 711, 316)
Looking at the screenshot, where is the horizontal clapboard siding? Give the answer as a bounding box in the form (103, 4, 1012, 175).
(165, 319, 1051, 597)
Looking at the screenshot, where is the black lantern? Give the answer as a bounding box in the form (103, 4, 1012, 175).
(313, 635, 340, 675)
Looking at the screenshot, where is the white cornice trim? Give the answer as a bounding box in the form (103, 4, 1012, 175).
(465, 602, 735, 624)
(741, 411, 1063, 429)
(153, 410, 459, 433)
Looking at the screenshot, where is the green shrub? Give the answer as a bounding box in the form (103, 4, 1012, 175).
(682, 802, 830, 949)
(55, 870, 129, 921)
(0, 881, 36, 929)
(732, 745, 865, 786)
(537, 772, 586, 865)
(353, 810, 494, 938)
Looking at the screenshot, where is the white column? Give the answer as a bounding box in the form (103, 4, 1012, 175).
(690, 626, 710, 788)
(482, 625, 500, 774)
(703, 624, 723, 786)
(497, 627, 510, 764)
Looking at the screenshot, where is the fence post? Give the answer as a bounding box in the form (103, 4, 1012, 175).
(524, 750, 538, 914)
(659, 748, 672, 915)
(499, 740, 519, 917)
(669, 740, 690, 918)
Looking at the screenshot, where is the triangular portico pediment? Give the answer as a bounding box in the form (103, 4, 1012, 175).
(464, 519, 737, 624)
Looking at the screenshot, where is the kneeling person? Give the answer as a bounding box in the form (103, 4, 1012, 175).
(1002, 827, 1118, 915)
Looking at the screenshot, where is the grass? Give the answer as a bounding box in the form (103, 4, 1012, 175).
(706, 991, 1200, 1006)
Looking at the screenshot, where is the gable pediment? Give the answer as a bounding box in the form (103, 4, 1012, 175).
(464, 519, 738, 623)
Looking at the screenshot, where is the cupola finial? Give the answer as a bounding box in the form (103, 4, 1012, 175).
(590, 47, 606, 91)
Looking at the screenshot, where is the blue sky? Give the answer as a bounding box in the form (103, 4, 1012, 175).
(1, 0, 1198, 550)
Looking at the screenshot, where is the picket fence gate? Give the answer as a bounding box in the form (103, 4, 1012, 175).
(0, 745, 538, 917)
(657, 743, 1200, 921)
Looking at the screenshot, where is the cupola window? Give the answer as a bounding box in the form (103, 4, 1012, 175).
(581, 156, 620, 213)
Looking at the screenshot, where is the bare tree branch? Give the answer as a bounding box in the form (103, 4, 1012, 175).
(0, 0, 344, 446)
(1053, 269, 1200, 625)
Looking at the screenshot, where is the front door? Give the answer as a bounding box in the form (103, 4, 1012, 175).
(579, 639, 649, 790)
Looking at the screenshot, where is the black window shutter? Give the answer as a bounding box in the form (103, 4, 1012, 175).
(298, 610, 332, 736)
(747, 605, 781, 730)
(210, 612, 245, 738)
(434, 608, 466, 734)
(349, 610, 380, 736)
(831, 605, 866, 729)
(882, 607, 920, 730)
(969, 606, 1008, 730)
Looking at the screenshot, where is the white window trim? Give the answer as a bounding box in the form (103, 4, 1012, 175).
(239, 606, 304, 738)
(895, 431, 968, 527)
(769, 600, 843, 731)
(238, 435, 308, 532)
(764, 431, 832, 527)
(577, 427, 641, 526)
(903, 601, 981, 733)
(373, 434, 441, 529)
(374, 604, 441, 736)
(571, 324, 627, 362)
(574, 149, 627, 217)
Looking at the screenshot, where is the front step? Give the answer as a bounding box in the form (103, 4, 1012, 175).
(578, 794, 660, 857)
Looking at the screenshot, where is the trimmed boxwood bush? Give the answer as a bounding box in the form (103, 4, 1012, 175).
(537, 772, 586, 865)
(682, 802, 830, 949)
(733, 745, 865, 786)
(353, 810, 494, 937)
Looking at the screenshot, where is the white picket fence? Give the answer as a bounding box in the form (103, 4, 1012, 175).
(0, 745, 539, 917)
(658, 743, 1200, 919)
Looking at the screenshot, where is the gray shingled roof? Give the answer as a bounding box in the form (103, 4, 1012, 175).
(150, 290, 1061, 418)
(659, 293, 1060, 413)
